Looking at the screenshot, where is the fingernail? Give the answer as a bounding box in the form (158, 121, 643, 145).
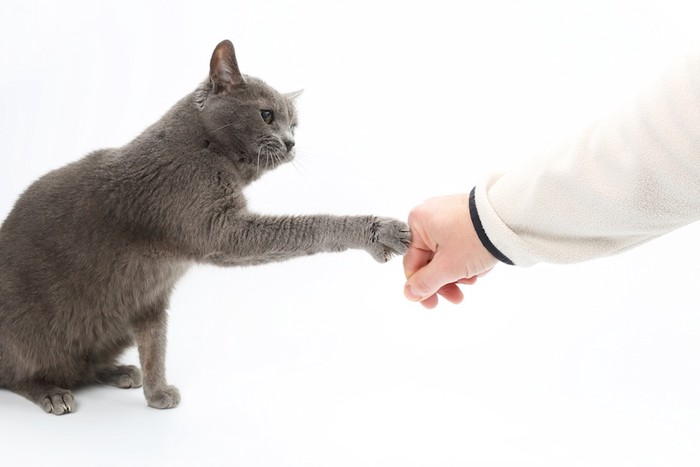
(404, 283, 423, 301)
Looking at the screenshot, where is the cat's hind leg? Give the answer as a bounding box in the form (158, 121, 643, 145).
(12, 381, 75, 415)
(95, 365, 143, 389)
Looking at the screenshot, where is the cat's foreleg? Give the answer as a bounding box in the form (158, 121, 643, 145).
(133, 311, 180, 409)
(211, 214, 410, 264)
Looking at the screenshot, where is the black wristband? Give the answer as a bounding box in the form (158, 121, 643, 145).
(469, 187, 514, 265)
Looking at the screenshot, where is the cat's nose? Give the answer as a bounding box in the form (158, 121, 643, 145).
(284, 139, 295, 151)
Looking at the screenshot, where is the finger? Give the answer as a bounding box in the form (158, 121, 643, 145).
(420, 294, 439, 309)
(403, 244, 434, 280)
(436, 283, 464, 304)
(404, 253, 458, 302)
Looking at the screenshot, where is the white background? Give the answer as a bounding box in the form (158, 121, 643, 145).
(2, 1, 700, 466)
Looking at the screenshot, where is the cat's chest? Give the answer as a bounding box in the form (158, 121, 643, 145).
(109, 255, 191, 311)
(208, 169, 247, 214)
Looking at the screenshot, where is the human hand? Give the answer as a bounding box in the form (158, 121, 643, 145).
(403, 194, 498, 308)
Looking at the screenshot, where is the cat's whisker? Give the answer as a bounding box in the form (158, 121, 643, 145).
(288, 159, 313, 184)
(264, 148, 272, 172)
(288, 150, 330, 179)
(256, 146, 263, 175)
(212, 121, 236, 133)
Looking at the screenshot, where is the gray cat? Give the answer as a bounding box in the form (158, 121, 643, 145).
(0, 40, 410, 415)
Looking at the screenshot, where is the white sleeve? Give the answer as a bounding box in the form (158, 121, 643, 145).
(472, 54, 700, 267)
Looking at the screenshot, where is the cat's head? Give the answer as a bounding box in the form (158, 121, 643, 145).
(196, 40, 299, 178)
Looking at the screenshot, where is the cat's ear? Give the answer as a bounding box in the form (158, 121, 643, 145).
(209, 40, 245, 95)
(284, 89, 304, 100)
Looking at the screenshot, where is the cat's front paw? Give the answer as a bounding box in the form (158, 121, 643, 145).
(145, 385, 181, 410)
(365, 217, 411, 263)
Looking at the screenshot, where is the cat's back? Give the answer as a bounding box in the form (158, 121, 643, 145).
(0, 148, 116, 287)
(0, 149, 118, 269)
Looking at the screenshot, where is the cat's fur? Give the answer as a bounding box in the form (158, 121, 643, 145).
(0, 40, 410, 415)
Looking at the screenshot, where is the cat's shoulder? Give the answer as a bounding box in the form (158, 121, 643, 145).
(185, 149, 240, 185)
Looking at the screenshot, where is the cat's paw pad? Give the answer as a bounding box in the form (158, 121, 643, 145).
(367, 217, 411, 263)
(40, 389, 75, 416)
(146, 385, 181, 410)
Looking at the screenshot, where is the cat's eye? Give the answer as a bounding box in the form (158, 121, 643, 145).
(260, 109, 274, 124)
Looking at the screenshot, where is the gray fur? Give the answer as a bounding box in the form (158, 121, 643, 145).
(0, 40, 410, 415)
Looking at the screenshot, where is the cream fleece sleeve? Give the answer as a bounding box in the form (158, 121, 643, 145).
(471, 54, 700, 267)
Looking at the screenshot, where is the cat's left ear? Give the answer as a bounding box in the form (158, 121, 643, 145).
(284, 89, 304, 100)
(209, 40, 246, 95)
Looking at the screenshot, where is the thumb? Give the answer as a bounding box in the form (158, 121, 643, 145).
(404, 253, 457, 302)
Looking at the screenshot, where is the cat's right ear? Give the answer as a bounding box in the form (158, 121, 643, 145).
(209, 40, 246, 95)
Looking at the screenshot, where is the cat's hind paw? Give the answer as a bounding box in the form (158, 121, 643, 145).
(367, 217, 411, 263)
(96, 365, 143, 389)
(13, 383, 76, 416)
(40, 388, 75, 416)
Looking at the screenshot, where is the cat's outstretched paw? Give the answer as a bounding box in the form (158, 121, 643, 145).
(40, 388, 75, 416)
(97, 365, 143, 389)
(366, 217, 411, 263)
(145, 385, 181, 410)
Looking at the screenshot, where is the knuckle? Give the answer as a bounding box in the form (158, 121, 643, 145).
(407, 205, 428, 226)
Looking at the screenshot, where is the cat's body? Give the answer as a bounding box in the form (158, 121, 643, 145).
(0, 40, 409, 415)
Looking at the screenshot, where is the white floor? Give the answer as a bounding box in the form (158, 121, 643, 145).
(3, 244, 700, 466)
(2, 1, 700, 466)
